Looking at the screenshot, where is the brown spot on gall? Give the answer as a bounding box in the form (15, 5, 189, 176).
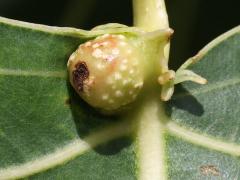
(73, 61, 89, 92)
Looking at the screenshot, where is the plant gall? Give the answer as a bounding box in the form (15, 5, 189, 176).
(67, 34, 144, 111)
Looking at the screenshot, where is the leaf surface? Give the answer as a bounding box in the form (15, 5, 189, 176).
(0, 17, 239, 180)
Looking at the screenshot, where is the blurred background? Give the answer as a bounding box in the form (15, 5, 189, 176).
(0, 0, 239, 69)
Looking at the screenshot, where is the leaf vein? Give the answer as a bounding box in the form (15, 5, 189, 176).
(166, 121, 240, 156)
(0, 68, 66, 78)
(0, 121, 132, 179)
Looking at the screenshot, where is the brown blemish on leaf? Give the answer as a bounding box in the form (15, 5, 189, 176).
(200, 165, 220, 176)
(73, 61, 89, 92)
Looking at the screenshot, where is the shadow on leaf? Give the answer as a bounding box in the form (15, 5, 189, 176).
(94, 137, 132, 155)
(165, 84, 204, 117)
(67, 81, 120, 137)
(67, 81, 131, 155)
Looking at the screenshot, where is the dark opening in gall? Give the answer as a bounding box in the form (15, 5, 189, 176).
(73, 61, 89, 92)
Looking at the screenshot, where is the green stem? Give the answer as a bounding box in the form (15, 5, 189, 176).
(133, 0, 169, 31)
(133, 0, 170, 70)
(133, 0, 206, 102)
(132, 1, 170, 179)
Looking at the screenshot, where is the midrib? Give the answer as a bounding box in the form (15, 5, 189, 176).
(136, 99, 167, 180)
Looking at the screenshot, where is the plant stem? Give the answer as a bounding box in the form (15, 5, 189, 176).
(133, 0, 169, 31)
(133, 0, 170, 69)
(133, 1, 170, 179)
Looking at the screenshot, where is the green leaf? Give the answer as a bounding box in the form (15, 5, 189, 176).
(0, 16, 137, 180)
(0, 16, 239, 180)
(165, 26, 240, 179)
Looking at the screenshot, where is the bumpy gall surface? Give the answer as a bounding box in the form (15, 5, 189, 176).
(67, 34, 144, 111)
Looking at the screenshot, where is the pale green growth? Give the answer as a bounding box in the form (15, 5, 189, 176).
(67, 33, 144, 111)
(142, 28, 174, 41)
(159, 56, 207, 101)
(67, 23, 206, 108)
(67, 0, 206, 110)
(175, 70, 207, 85)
